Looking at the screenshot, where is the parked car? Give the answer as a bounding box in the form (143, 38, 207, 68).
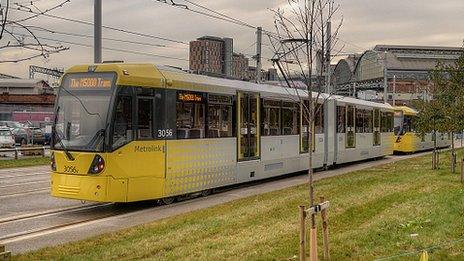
(0, 127, 15, 148)
(0, 121, 31, 145)
(29, 127, 45, 145)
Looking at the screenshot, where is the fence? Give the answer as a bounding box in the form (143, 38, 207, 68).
(0, 146, 49, 159)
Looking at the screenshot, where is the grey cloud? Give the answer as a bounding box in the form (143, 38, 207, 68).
(1, 0, 463, 78)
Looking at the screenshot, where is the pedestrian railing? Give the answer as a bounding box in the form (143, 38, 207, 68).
(0, 146, 49, 159)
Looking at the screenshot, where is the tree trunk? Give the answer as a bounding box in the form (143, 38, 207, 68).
(451, 132, 456, 173)
(308, 101, 316, 229)
(433, 130, 438, 170)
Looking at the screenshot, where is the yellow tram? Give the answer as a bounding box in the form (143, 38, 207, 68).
(393, 106, 451, 153)
(51, 63, 395, 203)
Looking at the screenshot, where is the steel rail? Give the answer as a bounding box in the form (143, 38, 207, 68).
(0, 203, 110, 225)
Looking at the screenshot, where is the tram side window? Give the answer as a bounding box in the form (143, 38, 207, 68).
(137, 98, 154, 139)
(176, 92, 205, 139)
(315, 105, 324, 134)
(387, 112, 394, 132)
(282, 102, 299, 135)
(262, 100, 281, 136)
(356, 109, 364, 133)
(207, 94, 233, 138)
(364, 110, 373, 133)
(380, 112, 386, 132)
(301, 100, 310, 153)
(403, 116, 415, 133)
(336, 106, 346, 133)
(112, 96, 133, 149)
(381, 111, 394, 133)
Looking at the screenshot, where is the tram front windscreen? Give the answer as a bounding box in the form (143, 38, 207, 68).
(53, 73, 116, 152)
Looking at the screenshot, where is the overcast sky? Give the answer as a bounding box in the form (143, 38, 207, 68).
(1, 0, 463, 79)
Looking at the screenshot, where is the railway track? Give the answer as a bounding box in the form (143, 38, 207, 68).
(0, 188, 49, 199)
(0, 203, 126, 244)
(0, 180, 49, 189)
(0, 214, 116, 244)
(0, 171, 48, 180)
(0, 203, 108, 224)
(0, 167, 50, 199)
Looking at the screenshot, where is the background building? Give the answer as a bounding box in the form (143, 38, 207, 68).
(333, 45, 463, 105)
(0, 79, 55, 120)
(189, 36, 236, 78)
(189, 36, 287, 82)
(265, 68, 278, 81)
(232, 53, 249, 80)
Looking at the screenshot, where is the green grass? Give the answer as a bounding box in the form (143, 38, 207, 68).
(14, 150, 464, 260)
(0, 156, 49, 169)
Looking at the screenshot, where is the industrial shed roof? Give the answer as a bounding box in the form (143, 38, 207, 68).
(0, 79, 49, 88)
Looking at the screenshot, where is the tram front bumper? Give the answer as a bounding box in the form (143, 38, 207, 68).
(51, 172, 128, 202)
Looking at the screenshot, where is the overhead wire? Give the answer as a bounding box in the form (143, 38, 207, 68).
(16, 25, 187, 49)
(11, 0, 71, 24)
(181, 0, 256, 29)
(154, 0, 280, 39)
(9, 5, 189, 45)
(12, 33, 189, 61)
(154, 0, 282, 66)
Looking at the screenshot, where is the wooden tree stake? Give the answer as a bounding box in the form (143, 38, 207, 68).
(310, 227, 318, 261)
(461, 158, 464, 183)
(437, 149, 440, 168)
(320, 197, 330, 260)
(299, 205, 306, 261)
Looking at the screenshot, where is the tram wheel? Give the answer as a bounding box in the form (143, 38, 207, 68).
(200, 189, 212, 197)
(161, 197, 175, 205)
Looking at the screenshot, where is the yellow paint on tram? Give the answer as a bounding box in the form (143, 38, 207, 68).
(52, 140, 166, 202)
(393, 106, 450, 153)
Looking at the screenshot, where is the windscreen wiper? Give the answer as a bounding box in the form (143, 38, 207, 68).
(55, 129, 75, 161)
(54, 106, 75, 161)
(86, 128, 106, 150)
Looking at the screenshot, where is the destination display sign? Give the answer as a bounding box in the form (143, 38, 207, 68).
(66, 73, 115, 89)
(177, 92, 204, 103)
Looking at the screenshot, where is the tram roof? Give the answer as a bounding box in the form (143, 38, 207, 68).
(65, 63, 392, 110)
(393, 106, 417, 115)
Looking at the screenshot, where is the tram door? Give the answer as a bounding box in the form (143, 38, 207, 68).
(237, 92, 260, 161)
(373, 109, 381, 146)
(346, 105, 356, 148)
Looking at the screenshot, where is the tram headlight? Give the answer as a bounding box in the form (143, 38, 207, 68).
(88, 154, 105, 174)
(51, 152, 56, 171)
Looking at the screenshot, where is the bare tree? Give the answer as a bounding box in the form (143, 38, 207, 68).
(0, 0, 69, 64)
(268, 0, 343, 230)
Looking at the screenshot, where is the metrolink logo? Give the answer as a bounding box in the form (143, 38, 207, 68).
(134, 145, 165, 153)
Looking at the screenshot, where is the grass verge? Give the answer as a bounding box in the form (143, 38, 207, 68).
(15, 150, 464, 260)
(0, 156, 49, 169)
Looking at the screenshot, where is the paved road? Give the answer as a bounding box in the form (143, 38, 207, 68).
(0, 166, 85, 221)
(0, 148, 448, 254)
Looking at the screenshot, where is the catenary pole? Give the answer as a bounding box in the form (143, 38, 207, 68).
(325, 21, 331, 94)
(393, 75, 396, 106)
(94, 0, 102, 63)
(256, 27, 262, 83)
(383, 51, 388, 103)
